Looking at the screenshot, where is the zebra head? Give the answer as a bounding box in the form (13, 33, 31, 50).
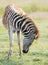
(22, 35, 35, 53)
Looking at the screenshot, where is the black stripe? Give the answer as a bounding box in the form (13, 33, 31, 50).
(10, 11, 14, 21)
(12, 13, 17, 18)
(17, 21, 21, 29)
(13, 14, 19, 20)
(17, 16, 24, 28)
(22, 21, 30, 31)
(27, 23, 33, 30)
(20, 18, 27, 28)
(27, 24, 33, 30)
(23, 28, 33, 35)
(14, 16, 23, 29)
(23, 26, 33, 36)
(15, 16, 23, 21)
(23, 31, 30, 37)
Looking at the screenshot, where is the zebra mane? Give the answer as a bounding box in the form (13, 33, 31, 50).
(22, 15, 39, 39)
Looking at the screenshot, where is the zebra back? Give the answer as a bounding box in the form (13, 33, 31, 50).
(2, 4, 26, 29)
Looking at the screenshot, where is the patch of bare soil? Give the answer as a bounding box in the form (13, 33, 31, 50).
(28, 12, 48, 19)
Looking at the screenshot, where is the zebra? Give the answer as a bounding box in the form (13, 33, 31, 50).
(2, 4, 39, 59)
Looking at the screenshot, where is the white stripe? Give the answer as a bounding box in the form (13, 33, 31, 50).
(13, 16, 20, 26)
(21, 19, 28, 30)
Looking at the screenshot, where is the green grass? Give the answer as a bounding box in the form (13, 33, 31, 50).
(0, 7, 4, 18)
(0, 18, 48, 65)
(0, 0, 48, 17)
(21, 4, 48, 12)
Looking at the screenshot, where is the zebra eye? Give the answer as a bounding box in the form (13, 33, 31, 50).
(29, 43, 32, 46)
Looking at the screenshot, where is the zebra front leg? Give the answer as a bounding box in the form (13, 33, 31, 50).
(8, 25, 14, 59)
(17, 31, 21, 56)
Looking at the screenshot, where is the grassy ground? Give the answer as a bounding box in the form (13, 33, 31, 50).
(0, 18, 48, 65)
(0, 0, 48, 65)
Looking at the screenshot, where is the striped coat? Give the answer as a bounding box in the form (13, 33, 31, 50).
(2, 4, 39, 59)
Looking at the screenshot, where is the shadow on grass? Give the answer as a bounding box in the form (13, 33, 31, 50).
(28, 51, 48, 56)
(0, 53, 24, 65)
(0, 58, 16, 65)
(33, 58, 41, 62)
(0, 57, 23, 65)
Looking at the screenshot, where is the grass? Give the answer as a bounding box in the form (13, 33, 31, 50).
(0, 0, 48, 17)
(0, 4, 48, 18)
(21, 4, 48, 12)
(0, 8, 4, 18)
(0, 18, 48, 65)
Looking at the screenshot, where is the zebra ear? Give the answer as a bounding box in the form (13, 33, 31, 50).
(35, 32, 40, 40)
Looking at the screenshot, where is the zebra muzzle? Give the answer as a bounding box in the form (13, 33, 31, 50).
(22, 49, 29, 53)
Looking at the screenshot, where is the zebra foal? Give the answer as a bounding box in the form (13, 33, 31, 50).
(2, 4, 39, 59)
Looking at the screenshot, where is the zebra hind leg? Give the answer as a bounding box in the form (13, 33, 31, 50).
(7, 25, 14, 60)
